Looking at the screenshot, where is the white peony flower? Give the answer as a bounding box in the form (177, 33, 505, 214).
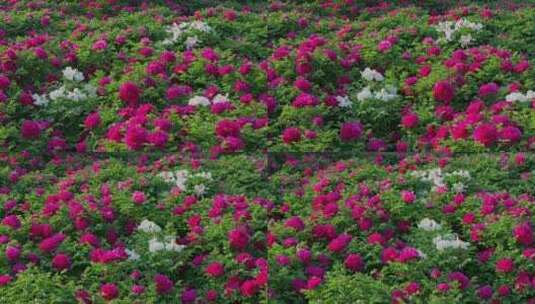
(32, 93, 49, 106)
(148, 238, 165, 253)
(185, 35, 200, 49)
(336, 95, 352, 108)
(357, 87, 373, 101)
(63, 67, 85, 82)
(125, 248, 140, 260)
(433, 234, 469, 251)
(188, 95, 211, 107)
(137, 220, 162, 233)
(212, 94, 229, 104)
(194, 184, 206, 196)
(361, 67, 384, 82)
(418, 218, 442, 231)
(459, 34, 472, 48)
(49, 86, 66, 101)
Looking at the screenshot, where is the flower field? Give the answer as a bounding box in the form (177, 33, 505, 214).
(1, 0, 535, 303)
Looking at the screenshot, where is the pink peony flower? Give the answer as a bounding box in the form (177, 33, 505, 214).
(119, 81, 141, 106)
(513, 222, 533, 245)
(401, 190, 416, 204)
(131, 191, 146, 205)
(124, 125, 147, 150)
(401, 112, 419, 128)
(240, 280, 258, 297)
(479, 82, 499, 97)
(52, 253, 71, 271)
(2, 215, 21, 229)
(339, 121, 363, 142)
(5, 246, 21, 262)
(154, 274, 174, 294)
(500, 126, 522, 143)
(206, 262, 224, 278)
(496, 258, 514, 273)
(433, 81, 455, 103)
(84, 112, 101, 129)
(327, 233, 351, 253)
(378, 39, 393, 52)
(181, 288, 197, 303)
(228, 228, 249, 250)
(344, 253, 364, 272)
(101, 283, 119, 300)
(21, 120, 41, 139)
(473, 123, 498, 146)
(215, 119, 241, 137)
(282, 127, 302, 144)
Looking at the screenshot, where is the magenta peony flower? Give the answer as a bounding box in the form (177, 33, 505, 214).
(240, 280, 258, 297)
(378, 39, 393, 52)
(339, 121, 363, 142)
(513, 222, 533, 245)
(215, 119, 241, 137)
(327, 233, 351, 253)
(284, 216, 305, 231)
(52, 253, 71, 271)
(101, 283, 119, 300)
(473, 123, 498, 146)
(478, 82, 499, 97)
(92, 39, 108, 51)
(433, 80, 455, 103)
(154, 274, 174, 294)
(228, 228, 249, 250)
(500, 126, 522, 143)
(21, 120, 41, 139)
(39, 233, 66, 253)
(119, 81, 140, 106)
(181, 288, 197, 303)
(205, 262, 224, 278)
(124, 125, 147, 150)
(84, 112, 101, 129)
(2, 215, 21, 229)
(166, 85, 192, 100)
(0, 274, 12, 286)
(292, 92, 318, 108)
(344, 253, 364, 272)
(496, 258, 514, 273)
(5, 246, 21, 262)
(0, 75, 10, 89)
(401, 190, 416, 204)
(131, 191, 146, 205)
(282, 127, 302, 144)
(401, 112, 419, 128)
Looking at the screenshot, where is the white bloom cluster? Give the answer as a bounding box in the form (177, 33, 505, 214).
(418, 218, 442, 231)
(357, 68, 398, 101)
(433, 234, 469, 251)
(410, 168, 470, 191)
(33, 67, 96, 107)
(336, 95, 352, 108)
(157, 169, 212, 195)
(188, 93, 229, 107)
(435, 18, 483, 47)
(505, 90, 535, 103)
(62, 67, 85, 82)
(125, 248, 140, 261)
(357, 85, 398, 102)
(137, 219, 162, 233)
(162, 21, 212, 48)
(361, 68, 384, 82)
(136, 219, 186, 254)
(148, 236, 185, 253)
